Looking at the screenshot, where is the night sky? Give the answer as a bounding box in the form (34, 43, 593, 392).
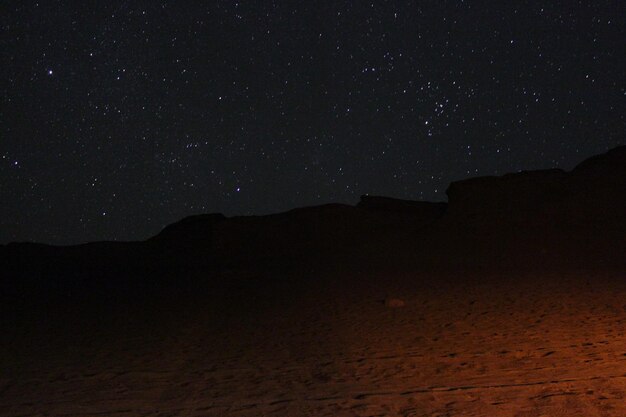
(2, 2, 624, 244)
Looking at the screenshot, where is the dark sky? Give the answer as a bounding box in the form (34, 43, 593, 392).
(2, 1, 624, 244)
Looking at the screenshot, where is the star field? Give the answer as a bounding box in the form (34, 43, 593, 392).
(1, 1, 624, 244)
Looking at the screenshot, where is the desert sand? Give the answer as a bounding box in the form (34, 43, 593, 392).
(2, 267, 625, 417)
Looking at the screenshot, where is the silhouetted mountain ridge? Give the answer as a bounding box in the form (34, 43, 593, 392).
(1, 146, 624, 287)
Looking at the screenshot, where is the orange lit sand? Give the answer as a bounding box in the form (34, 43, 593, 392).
(2, 270, 625, 416)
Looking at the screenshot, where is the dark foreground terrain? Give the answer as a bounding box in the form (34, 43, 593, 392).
(1, 146, 625, 416)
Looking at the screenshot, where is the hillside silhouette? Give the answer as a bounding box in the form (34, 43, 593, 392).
(2, 146, 624, 288)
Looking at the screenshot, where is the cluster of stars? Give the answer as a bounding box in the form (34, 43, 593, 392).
(1, 2, 623, 244)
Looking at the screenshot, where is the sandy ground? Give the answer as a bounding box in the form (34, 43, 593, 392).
(2, 269, 626, 416)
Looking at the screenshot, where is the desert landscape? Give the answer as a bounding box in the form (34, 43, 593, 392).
(3, 2, 623, 415)
(1, 147, 625, 416)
